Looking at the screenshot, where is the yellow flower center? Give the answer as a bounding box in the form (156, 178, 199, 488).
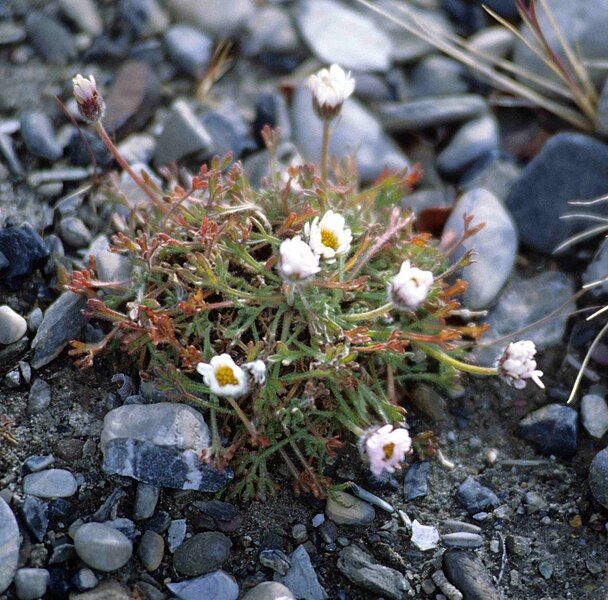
(383, 443, 395, 460)
(215, 366, 238, 387)
(321, 228, 338, 250)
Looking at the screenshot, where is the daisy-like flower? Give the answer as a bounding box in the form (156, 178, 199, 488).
(244, 360, 267, 385)
(72, 74, 105, 122)
(496, 340, 544, 390)
(196, 354, 249, 397)
(307, 64, 355, 121)
(389, 260, 434, 311)
(304, 210, 352, 262)
(277, 235, 321, 282)
(361, 424, 412, 477)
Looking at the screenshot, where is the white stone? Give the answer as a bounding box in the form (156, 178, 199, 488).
(410, 520, 440, 551)
(582, 394, 608, 438)
(0, 305, 27, 345)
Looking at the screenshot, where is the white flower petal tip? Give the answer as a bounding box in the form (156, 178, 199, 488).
(361, 424, 412, 477)
(72, 74, 105, 122)
(496, 340, 545, 390)
(244, 360, 267, 385)
(277, 235, 321, 282)
(389, 260, 434, 311)
(307, 64, 355, 120)
(196, 354, 249, 397)
(304, 210, 352, 262)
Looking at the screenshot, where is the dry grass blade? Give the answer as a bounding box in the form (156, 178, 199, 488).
(553, 223, 608, 254)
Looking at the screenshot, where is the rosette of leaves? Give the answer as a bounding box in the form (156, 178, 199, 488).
(68, 151, 485, 500)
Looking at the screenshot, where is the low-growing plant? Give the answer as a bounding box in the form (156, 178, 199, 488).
(65, 70, 541, 499)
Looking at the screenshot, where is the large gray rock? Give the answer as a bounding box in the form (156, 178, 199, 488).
(442, 188, 517, 309)
(167, 570, 239, 600)
(519, 404, 578, 458)
(165, 0, 254, 38)
(0, 497, 19, 594)
(443, 550, 500, 600)
(590, 447, 608, 508)
(297, 0, 392, 72)
(74, 523, 133, 572)
(274, 545, 327, 600)
(101, 403, 232, 491)
(23, 469, 77, 498)
(292, 87, 409, 183)
(325, 491, 375, 526)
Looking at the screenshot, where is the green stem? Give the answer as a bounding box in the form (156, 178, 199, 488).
(321, 120, 330, 183)
(415, 342, 498, 377)
(343, 302, 393, 322)
(225, 396, 258, 440)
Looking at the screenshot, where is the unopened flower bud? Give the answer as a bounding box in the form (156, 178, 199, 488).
(307, 64, 355, 121)
(496, 340, 544, 390)
(389, 260, 434, 311)
(277, 235, 321, 282)
(72, 74, 105, 122)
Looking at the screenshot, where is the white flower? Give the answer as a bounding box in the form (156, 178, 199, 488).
(389, 260, 434, 311)
(304, 210, 352, 262)
(244, 360, 267, 385)
(362, 424, 411, 477)
(277, 235, 321, 282)
(72, 74, 105, 122)
(496, 340, 544, 390)
(196, 354, 249, 397)
(307, 64, 355, 120)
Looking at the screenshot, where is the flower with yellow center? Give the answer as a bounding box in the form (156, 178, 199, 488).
(361, 424, 412, 477)
(304, 210, 352, 262)
(196, 354, 249, 397)
(388, 260, 434, 311)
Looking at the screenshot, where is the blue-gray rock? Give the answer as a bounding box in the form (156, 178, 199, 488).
(68, 129, 113, 167)
(24, 455, 55, 473)
(20, 112, 62, 161)
(119, 0, 169, 38)
(241, 6, 299, 57)
(292, 87, 409, 183)
(325, 491, 375, 526)
(337, 545, 409, 600)
(583, 237, 608, 296)
(296, 0, 392, 72)
(72, 568, 98, 592)
(138, 530, 164, 572)
(74, 523, 133, 572)
(589, 447, 608, 508)
(202, 107, 253, 161)
(69, 579, 130, 599)
(403, 461, 431, 502)
(377, 95, 487, 131)
(19, 496, 48, 543)
(59, 217, 92, 248)
(27, 379, 51, 414)
(442, 532, 484, 548)
(597, 78, 608, 136)
(457, 477, 500, 516)
(442, 188, 517, 309)
(410, 55, 468, 98)
(253, 93, 291, 146)
(0, 497, 19, 594)
(102, 518, 139, 542)
(0, 306, 27, 345)
(173, 532, 232, 576)
(519, 404, 578, 458)
(274, 545, 327, 600)
(0, 133, 24, 179)
(101, 403, 232, 491)
(166, 0, 254, 38)
(443, 550, 501, 600)
(461, 157, 521, 203)
(58, 0, 103, 36)
(259, 549, 291, 576)
(506, 133, 608, 255)
(242, 582, 296, 600)
(168, 519, 187, 552)
(167, 570, 239, 600)
(437, 115, 500, 175)
(23, 469, 77, 499)
(164, 25, 212, 78)
(25, 12, 75, 64)
(14, 568, 49, 600)
(133, 483, 159, 521)
(0, 224, 49, 290)
(31, 291, 88, 369)
(581, 394, 608, 438)
(469, 26, 515, 58)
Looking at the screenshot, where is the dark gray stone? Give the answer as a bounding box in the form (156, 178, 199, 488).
(20, 112, 62, 161)
(27, 379, 51, 414)
(138, 530, 164, 571)
(519, 404, 578, 458)
(589, 447, 608, 508)
(403, 461, 430, 502)
(166, 0, 254, 38)
(325, 491, 375, 526)
(457, 477, 500, 516)
(58, 0, 103, 35)
(192, 500, 242, 533)
(0, 497, 19, 594)
(410, 55, 468, 98)
(0, 224, 49, 290)
(23, 455, 55, 473)
(133, 483, 159, 520)
(173, 532, 232, 577)
(19, 496, 48, 543)
(164, 25, 212, 78)
(119, 0, 169, 38)
(25, 12, 75, 64)
(274, 545, 327, 600)
(443, 550, 500, 600)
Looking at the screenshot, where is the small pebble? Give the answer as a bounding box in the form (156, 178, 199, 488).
(0, 305, 27, 345)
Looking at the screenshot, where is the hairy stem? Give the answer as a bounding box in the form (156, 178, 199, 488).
(321, 120, 330, 183)
(343, 302, 393, 322)
(415, 342, 498, 377)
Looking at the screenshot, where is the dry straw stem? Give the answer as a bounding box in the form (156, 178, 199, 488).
(353, 0, 595, 131)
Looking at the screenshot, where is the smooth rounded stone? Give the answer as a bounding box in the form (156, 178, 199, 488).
(0, 21, 26, 45)
(242, 581, 295, 600)
(297, 0, 392, 72)
(325, 491, 375, 526)
(70, 580, 130, 599)
(292, 87, 409, 183)
(173, 532, 232, 576)
(589, 447, 608, 508)
(337, 545, 410, 600)
(410, 55, 468, 98)
(94, 246, 132, 284)
(469, 26, 515, 58)
(25, 12, 75, 64)
(72, 568, 98, 592)
(166, 0, 255, 38)
(0, 305, 27, 345)
(506, 133, 608, 255)
(27, 378, 52, 414)
(461, 157, 521, 203)
(20, 112, 62, 161)
(119, 0, 169, 38)
(442, 532, 483, 548)
(24, 455, 55, 473)
(14, 568, 49, 600)
(31, 291, 88, 369)
(519, 404, 578, 458)
(292, 524, 308, 544)
(19, 496, 48, 543)
(443, 550, 500, 600)
(457, 477, 500, 516)
(58, 0, 102, 35)
(133, 483, 159, 521)
(274, 545, 326, 600)
(241, 6, 299, 56)
(164, 25, 212, 78)
(441, 188, 517, 309)
(167, 570, 239, 600)
(581, 394, 608, 438)
(442, 519, 482, 535)
(23, 469, 77, 499)
(0, 497, 19, 594)
(403, 461, 430, 502)
(437, 115, 500, 175)
(154, 100, 213, 165)
(74, 523, 133, 572)
(27, 307, 43, 333)
(138, 530, 164, 572)
(59, 216, 92, 248)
